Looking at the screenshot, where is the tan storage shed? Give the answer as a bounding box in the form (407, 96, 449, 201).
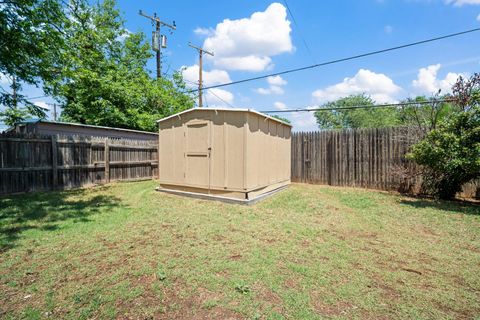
(157, 108, 291, 202)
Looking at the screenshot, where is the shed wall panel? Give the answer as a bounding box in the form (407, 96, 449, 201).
(245, 114, 291, 190)
(158, 119, 174, 183)
(173, 117, 185, 183)
(210, 112, 226, 189)
(223, 112, 245, 190)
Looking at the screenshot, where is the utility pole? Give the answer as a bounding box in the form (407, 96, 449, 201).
(52, 103, 57, 121)
(46, 103, 58, 121)
(139, 10, 176, 79)
(188, 43, 214, 108)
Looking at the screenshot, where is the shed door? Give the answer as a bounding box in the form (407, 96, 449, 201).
(185, 121, 211, 189)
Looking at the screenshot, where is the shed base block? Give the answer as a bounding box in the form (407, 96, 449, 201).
(155, 182, 289, 205)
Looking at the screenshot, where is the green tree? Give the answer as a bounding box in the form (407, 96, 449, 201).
(398, 94, 456, 133)
(314, 95, 402, 129)
(0, 0, 65, 124)
(314, 94, 458, 131)
(45, 0, 194, 131)
(408, 74, 480, 199)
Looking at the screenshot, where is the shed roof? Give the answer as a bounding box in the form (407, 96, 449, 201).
(12, 119, 158, 135)
(156, 108, 292, 127)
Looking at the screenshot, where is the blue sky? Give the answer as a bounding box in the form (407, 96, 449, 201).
(2, 0, 480, 131)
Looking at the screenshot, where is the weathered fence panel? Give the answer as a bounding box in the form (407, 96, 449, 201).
(291, 127, 479, 199)
(0, 134, 158, 195)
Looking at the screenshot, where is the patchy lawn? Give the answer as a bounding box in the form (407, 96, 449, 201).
(0, 181, 479, 319)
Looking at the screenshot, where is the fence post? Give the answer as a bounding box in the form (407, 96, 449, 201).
(51, 135, 58, 190)
(105, 138, 110, 183)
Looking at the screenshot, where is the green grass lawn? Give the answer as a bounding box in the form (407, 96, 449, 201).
(0, 181, 479, 319)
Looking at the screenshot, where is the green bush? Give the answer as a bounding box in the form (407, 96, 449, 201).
(408, 74, 480, 199)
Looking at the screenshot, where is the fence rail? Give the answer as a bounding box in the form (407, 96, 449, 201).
(292, 127, 479, 199)
(0, 134, 158, 195)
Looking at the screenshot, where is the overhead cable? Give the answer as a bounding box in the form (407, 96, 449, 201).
(262, 98, 457, 113)
(188, 28, 480, 93)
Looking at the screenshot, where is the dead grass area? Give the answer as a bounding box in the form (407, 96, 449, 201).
(0, 180, 479, 319)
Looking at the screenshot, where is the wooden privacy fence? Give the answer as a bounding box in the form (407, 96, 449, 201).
(2, 129, 478, 198)
(291, 127, 479, 198)
(0, 134, 158, 195)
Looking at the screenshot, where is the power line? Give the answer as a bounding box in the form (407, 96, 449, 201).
(27, 95, 49, 100)
(262, 98, 457, 113)
(187, 27, 480, 93)
(184, 79, 197, 84)
(0, 93, 50, 101)
(283, 0, 315, 63)
(184, 79, 234, 108)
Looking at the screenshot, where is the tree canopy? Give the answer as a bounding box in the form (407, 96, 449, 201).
(1, 0, 194, 131)
(314, 94, 456, 130)
(314, 95, 401, 129)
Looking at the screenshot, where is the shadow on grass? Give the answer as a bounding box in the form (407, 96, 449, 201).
(0, 188, 122, 252)
(399, 198, 480, 216)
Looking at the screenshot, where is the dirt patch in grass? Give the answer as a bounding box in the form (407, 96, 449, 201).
(417, 225, 441, 237)
(433, 300, 476, 320)
(253, 283, 284, 315)
(283, 277, 302, 291)
(229, 254, 242, 261)
(366, 276, 402, 303)
(158, 306, 242, 320)
(156, 282, 242, 320)
(310, 294, 355, 318)
(460, 243, 480, 253)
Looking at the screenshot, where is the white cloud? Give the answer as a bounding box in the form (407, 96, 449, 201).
(273, 101, 287, 110)
(204, 88, 234, 107)
(214, 56, 273, 72)
(181, 65, 231, 87)
(267, 75, 287, 86)
(256, 86, 284, 95)
(270, 102, 317, 131)
(201, 3, 293, 72)
(312, 69, 402, 104)
(290, 107, 318, 131)
(255, 75, 287, 95)
(181, 65, 234, 107)
(445, 0, 480, 6)
(412, 64, 461, 94)
(477, 13, 480, 21)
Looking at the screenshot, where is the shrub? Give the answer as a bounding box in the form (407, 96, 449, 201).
(408, 74, 480, 199)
